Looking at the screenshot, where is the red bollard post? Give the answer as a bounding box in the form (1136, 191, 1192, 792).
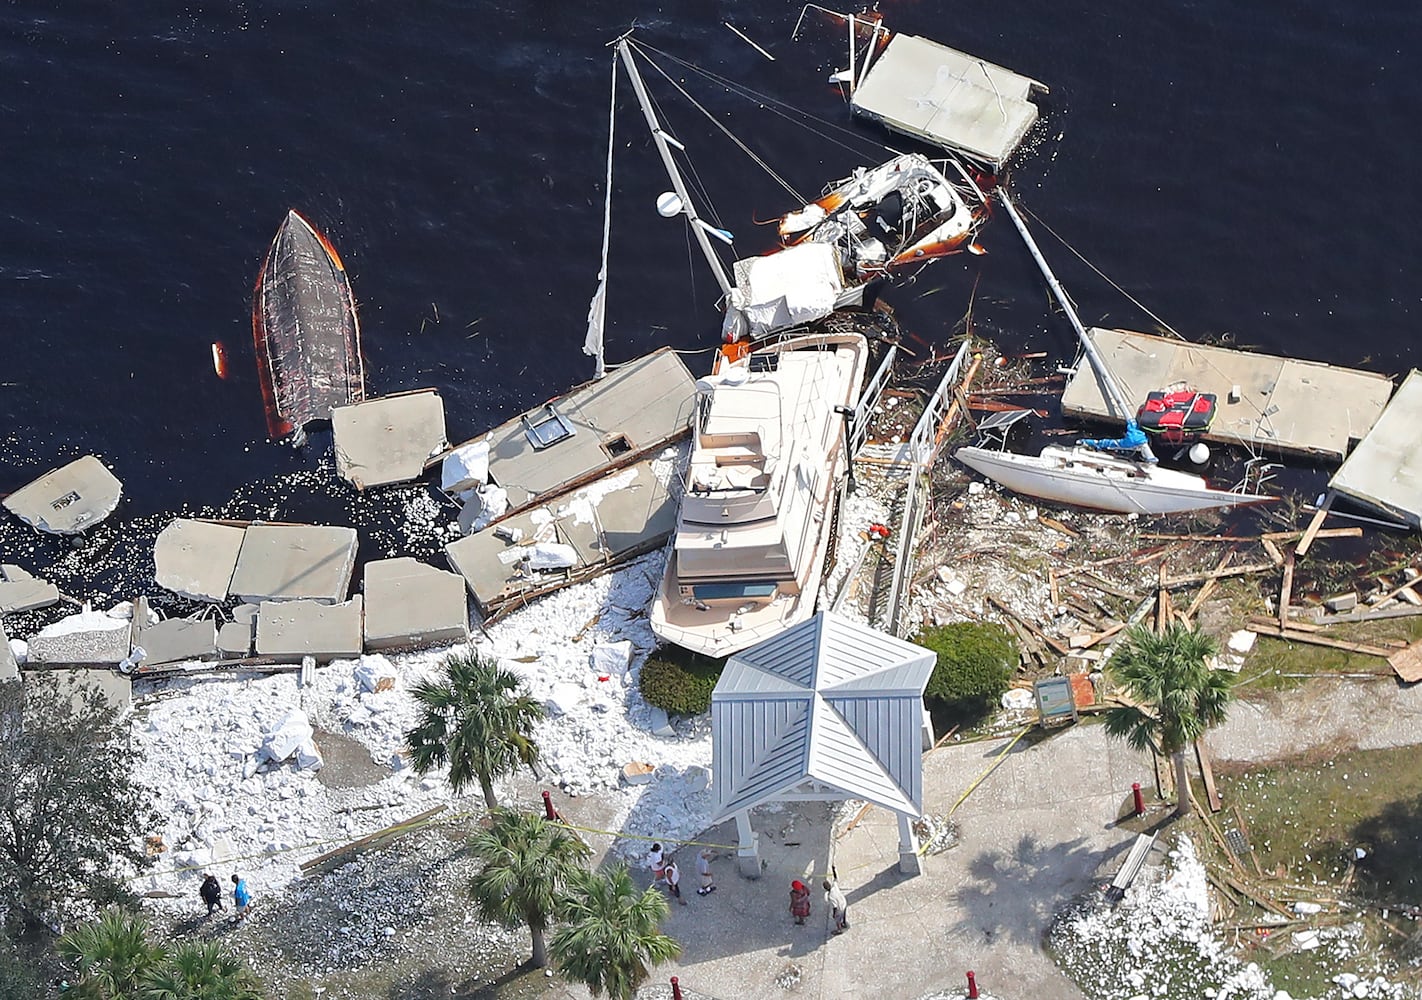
(966, 970, 979, 999)
(670, 976, 683, 1000)
(1132, 782, 1145, 817)
(542, 790, 557, 821)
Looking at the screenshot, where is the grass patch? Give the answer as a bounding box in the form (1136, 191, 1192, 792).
(1216, 745, 1422, 902)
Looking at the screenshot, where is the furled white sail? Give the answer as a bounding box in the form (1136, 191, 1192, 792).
(584, 57, 618, 379)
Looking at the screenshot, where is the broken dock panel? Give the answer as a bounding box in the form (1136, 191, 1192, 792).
(445, 457, 679, 621)
(850, 34, 1046, 169)
(1329, 369, 1422, 528)
(4, 455, 122, 534)
(153, 518, 246, 602)
(362, 557, 469, 652)
(228, 524, 359, 605)
(437, 347, 696, 515)
(1059, 329, 1393, 462)
(332, 389, 448, 489)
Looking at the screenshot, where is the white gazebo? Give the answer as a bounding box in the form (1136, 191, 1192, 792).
(710, 611, 936, 876)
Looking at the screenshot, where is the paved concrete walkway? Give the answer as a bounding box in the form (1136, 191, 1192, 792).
(641, 721, 1153, 1000)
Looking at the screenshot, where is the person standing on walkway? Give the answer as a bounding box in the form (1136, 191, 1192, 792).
(789, 880, 811, 925)
(647, 843, 666, 885)
(823, 878, 849, 933)
(696, 849, 716, 895)
(664, 860, 686, 905)
(231, 873, 252, 921)
(199, 873, 223, 917)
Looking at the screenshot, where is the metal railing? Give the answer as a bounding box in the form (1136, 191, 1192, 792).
(847, 343, 898, 457)
(906, 339, 972, 469)
(883, 339, 974, 634)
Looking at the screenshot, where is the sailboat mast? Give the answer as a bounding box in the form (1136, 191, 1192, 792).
(996, 188, 1154, 460)
(615, 38, 734, 298)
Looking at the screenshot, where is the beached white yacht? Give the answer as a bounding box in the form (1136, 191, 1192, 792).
(650, 331, 868, 657)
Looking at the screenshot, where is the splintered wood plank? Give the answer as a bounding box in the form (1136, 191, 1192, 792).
(1278, 548, 1296, 631)
(1295, 494, 1333, 558)
(1388, 639, 1422, 683)
(1195, 739, 1222, 813)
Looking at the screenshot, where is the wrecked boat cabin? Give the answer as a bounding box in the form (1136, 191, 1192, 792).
(442, 347, 697, 622)
(252, 209, 366, 445)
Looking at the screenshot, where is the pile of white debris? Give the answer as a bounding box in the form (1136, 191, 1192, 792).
(130, 550, 715, 913)
(1050, 836, 1411, 1000)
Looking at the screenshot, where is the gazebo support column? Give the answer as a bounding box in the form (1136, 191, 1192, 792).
(735, 809, 762, 878)
(896, 812, 921, 876)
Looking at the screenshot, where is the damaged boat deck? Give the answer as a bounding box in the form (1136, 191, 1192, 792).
(1060, 328, 1394, 462)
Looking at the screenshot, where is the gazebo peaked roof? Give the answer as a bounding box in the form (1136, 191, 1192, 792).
(710, 612, 935, 823)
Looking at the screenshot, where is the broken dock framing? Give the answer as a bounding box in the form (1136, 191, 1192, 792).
(1059, 329, 1393, 462)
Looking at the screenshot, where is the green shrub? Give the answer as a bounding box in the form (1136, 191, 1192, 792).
(639, 646, 725, 716)
(915, 622, 1017, 716)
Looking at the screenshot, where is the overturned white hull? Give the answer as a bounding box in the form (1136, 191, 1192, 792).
(955, 445, 1273, 515)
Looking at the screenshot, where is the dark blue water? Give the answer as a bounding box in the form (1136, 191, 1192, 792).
(2, 2, 1419, 604)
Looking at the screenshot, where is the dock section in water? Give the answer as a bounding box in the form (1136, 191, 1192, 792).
(850, 33, 1047, 170)
(1059, 328, 1393, 462)
(1328, 369, 1422, 528)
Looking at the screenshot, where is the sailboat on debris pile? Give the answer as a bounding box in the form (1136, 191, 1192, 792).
(588, 36, 874, 655)
(610, 34, 987, 343)
(953, 190, 1274, 516)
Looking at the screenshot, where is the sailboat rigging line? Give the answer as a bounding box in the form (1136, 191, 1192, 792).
(628, 41, 803, 203)
(1018, 202, 1185, 343)
(631, 40, 894, 165)
(642, 83, 728, 233)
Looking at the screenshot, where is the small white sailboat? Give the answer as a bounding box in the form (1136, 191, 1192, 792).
(953, 191, 1275, 516)
(957, 437, 1272, 516)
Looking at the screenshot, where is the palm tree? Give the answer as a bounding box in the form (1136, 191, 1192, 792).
(58, 910, 165, 999)
(550, 865, 681, 1000)
(405, 650, 545, 809)
(1103, 622, 1234, 817)
(468, 809, 591, 968)
(141, 940, 264, 1000)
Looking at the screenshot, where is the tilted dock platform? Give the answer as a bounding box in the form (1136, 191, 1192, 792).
(1328, 369, 1422, 527)
(851, 33, 1047, 170)
(1059, 329, 1393, 462)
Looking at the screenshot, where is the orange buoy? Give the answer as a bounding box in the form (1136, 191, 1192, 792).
(211, 341, 229, 380)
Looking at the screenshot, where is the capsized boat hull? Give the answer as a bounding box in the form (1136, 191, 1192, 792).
(252, 209, 365, 443)
(955, 445, 1274, 515)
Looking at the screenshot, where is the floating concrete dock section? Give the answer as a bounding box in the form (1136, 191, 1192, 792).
(255, 597, 364, 661)
(437, 347, 696, 515)
(1328, 369, 1422, 527)
(138, 618, 219, 667)
(850, 34, 1047, 169)
(362, 557, 469, 652)
(333, 389, 448, 489)
(4, 455, 122, 534)
(445, 458, 678, 622)
(228, 524, 359, 604)
(1060, 329, 1393, 462)
(0, 564, 60, 614)
(154, 519, 247, 602)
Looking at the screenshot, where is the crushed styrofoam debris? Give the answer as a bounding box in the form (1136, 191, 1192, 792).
(1050, 835, 1411, 999)
(128, 551, 714, 915)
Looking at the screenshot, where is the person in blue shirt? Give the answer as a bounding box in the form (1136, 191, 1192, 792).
(231, 873, 252, 921)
